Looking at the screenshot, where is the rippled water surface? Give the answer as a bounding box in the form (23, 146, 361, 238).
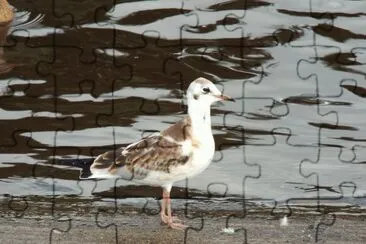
(1, 0, 366, 211)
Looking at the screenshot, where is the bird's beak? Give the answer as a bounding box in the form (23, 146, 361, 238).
(216, 94, 235, 102)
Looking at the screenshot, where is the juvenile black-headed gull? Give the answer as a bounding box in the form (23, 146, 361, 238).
(89, 77, 234, 229)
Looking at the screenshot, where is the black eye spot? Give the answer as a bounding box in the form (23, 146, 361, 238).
(202, 87, 210, 94)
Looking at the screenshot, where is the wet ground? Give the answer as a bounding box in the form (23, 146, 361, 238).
(1, 0, 366, 237)
(1, 195, 366, 243)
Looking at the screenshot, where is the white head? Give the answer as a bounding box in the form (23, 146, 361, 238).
(187, 77, 234, 106)
(186, 77, 234, 125)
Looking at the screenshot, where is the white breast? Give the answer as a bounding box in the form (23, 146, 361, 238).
(191, 136, 214, 171)
(170, 132, 215, 180)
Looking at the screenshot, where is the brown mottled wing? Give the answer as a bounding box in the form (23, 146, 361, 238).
(91, 147, 124, 169)
(90, 134, 192, 181)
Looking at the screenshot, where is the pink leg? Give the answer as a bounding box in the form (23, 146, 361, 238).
(160, 189, 187, 230)
(161, 190, 178, 224)
(160, 192, 168, 223)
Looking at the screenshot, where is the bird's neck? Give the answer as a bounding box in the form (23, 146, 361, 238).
(0, 0, 13, 23)
(187, 100, 212, 132)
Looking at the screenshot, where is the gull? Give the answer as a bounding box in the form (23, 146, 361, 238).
(89, 77, 234, 229)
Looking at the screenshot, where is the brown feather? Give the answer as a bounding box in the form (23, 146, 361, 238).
(90, 117, 194, 179)
(161, 117, 192, 141)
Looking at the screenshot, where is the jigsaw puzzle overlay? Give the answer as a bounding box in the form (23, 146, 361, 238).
(1, 0, 366, 243)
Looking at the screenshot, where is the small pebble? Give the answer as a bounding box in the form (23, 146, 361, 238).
(222, 227, 235, 234)
(280, 216, 288, 227)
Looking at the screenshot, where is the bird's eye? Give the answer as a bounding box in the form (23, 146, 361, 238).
(202, 87, 210, 94)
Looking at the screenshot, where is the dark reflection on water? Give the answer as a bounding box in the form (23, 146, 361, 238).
(0, 0, 366, 213)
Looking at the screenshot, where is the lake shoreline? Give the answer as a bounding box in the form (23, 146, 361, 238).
(1, 211, 366, 243)
(1, 196, 365, 243)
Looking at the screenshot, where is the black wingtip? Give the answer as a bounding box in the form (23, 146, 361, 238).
(53, 158, 94, 179)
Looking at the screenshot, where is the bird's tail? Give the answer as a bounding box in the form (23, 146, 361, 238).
(52, 158, 95, 179)
(88, 153, 120, 179)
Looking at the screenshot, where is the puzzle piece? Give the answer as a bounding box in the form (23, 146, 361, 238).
(2, 0, 366, 243)
(288, 1, 366, 239)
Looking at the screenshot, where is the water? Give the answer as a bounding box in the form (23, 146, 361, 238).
(1, 0, 366, 211)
